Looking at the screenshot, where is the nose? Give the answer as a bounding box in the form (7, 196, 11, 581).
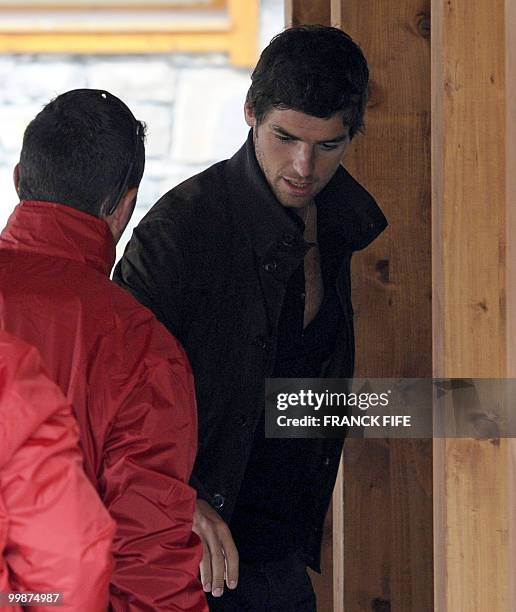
(292, 144, 314, 179)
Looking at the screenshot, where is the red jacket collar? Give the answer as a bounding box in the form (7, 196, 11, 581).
(0, 200, 115, 276)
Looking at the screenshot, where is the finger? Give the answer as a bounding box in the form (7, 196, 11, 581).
(220, 528, 239, 589)
(208, 539, 226, 597)
(198, 537, 212, 593)
(200, 523, 226, 597)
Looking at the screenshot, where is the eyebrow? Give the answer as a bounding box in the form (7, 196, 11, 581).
(271, 125, 349, 144)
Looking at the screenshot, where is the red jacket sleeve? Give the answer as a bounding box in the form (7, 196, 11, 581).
(101, 330, 207, 612)
(0, 336, 116, 612)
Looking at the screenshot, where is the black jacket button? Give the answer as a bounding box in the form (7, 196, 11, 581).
(263, 261, 278, 273)
(281, 234, 296, 247)
(211, 493, 225, 510)
(254, 335, 270, 351)
(236, 414, 247, 427)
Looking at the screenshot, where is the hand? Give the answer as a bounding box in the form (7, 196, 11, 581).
(192, 499, 239, 598)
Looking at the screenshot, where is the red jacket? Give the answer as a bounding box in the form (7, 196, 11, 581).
(0, 330, 115, 611)
(0, 201, 207, 611)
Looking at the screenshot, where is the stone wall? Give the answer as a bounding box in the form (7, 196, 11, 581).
(0, 0, 283, 260)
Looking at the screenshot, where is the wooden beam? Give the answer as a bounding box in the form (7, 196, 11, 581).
(0, 32, 231, 54)
(228, 0, 258, 67)
(285, 0, 331, 27)
(508, 0, 516, 379)
(432, 0, 506, 379)
(507, 0, 516, 600)
(432, 0, 515, 609)
(335, 1, 433, 610)
(0, 0, 259, 67)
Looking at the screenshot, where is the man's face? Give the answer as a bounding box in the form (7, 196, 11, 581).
(245, 105, 350, 211)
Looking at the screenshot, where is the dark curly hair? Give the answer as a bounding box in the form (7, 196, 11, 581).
(246, 25, 369, 138)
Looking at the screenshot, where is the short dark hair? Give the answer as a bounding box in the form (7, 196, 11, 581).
(246, 25, 369, 138)
(18, 89, 146, 217)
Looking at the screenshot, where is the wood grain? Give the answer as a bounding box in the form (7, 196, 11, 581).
(432, 0, 514, 609)
(285, 0, 331, 27)
(336, 1, 433, 610)
(432, 0, 506, 379)
(507, 0, 516, 603)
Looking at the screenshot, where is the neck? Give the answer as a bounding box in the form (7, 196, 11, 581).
(302, 201, 314, 223)
(291, 201, 312, 222)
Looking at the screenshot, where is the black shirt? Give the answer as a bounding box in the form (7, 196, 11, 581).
(230, 216, 344, 563)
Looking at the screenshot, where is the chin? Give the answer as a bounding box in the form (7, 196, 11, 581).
(283, 199, 310, 209)
(275, 192, 306, 209)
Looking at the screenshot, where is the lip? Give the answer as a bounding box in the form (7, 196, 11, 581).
(282, 177, 314, 196)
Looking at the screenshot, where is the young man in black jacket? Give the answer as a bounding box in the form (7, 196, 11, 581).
(115, 26, 387, 611)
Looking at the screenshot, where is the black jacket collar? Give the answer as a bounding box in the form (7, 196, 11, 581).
(225, 130, 306, 261)
(225, 130, 387, 259)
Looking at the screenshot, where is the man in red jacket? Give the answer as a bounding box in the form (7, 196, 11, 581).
(0, 330, 115, 611)
(0, 89, 207, 611)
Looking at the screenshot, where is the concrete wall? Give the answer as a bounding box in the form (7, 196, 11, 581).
(0, 0, 283, 261)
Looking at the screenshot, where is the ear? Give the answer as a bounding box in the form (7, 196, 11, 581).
(102, 186, 138, 245)
(244, 103, 256, 128)
(115, 186, 138, 219)
(13, 164, 21, 197)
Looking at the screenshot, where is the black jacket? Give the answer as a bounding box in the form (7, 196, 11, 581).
(114, 131, 387, 570)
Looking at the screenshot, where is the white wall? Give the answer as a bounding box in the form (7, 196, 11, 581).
(0, 0, 283, 261)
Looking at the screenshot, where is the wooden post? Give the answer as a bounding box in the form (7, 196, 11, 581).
(285, 0, 331, 27)
(334, 1, 433, 610)
(432, 0, 516, 609)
